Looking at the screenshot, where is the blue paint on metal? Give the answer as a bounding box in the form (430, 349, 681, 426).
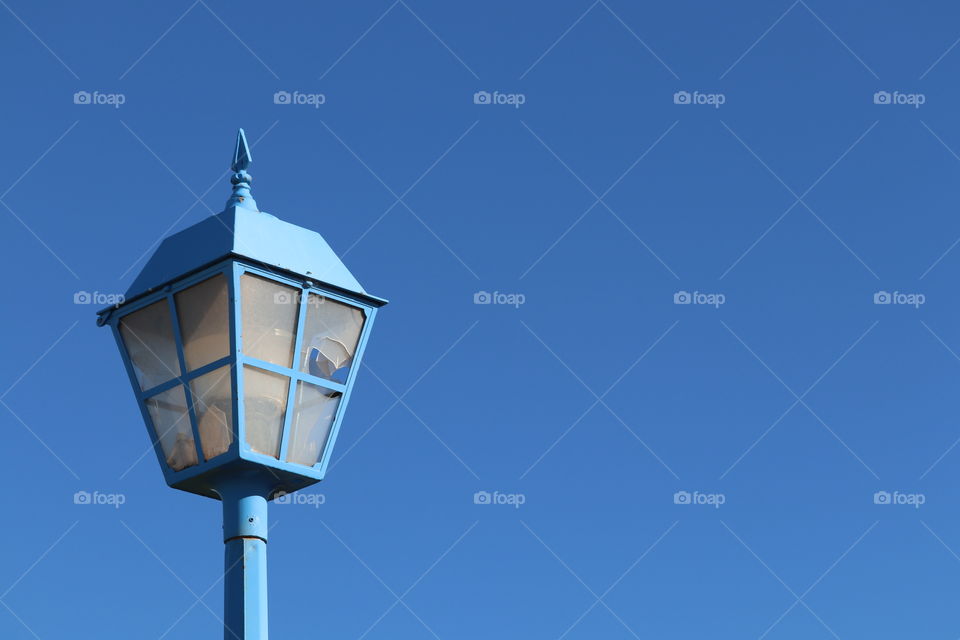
(239, 355, 348, 393)
(219, 479, 271, 542)
(99, 128, 387, 640)
(103, 128, 386, 312)
(117, 205, 386, 310)
(220, 479, 271, 639)
(103, 257, 381, 499)
(234, 261, 379, 480)
(232, 128, 252, 173)
(137, 355, 233, 398)
(223, 537, 268, 639)
(226, 129, 258, 212)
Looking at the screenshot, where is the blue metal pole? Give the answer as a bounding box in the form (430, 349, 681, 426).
(220, 482, 271, 640)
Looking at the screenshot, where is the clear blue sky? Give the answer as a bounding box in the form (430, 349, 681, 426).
(2, 1, 960, 638)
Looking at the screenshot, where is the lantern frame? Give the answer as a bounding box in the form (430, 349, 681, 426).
(98, 129, 389, 638)
(103, 256, 380, 499)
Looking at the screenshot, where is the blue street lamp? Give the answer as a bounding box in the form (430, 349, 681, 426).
(97, 129, 386, 639)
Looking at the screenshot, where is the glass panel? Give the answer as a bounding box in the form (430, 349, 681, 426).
(176, 274, 230, 372)
(144, 386, 197, 471)
(190, 365, 233, 461)
(243, 366, 289, 458)
(299, 294, 365, 383)
(240, 274, 299, 367)
(120, 299, 181, 390)
(287, 381, 341, 466)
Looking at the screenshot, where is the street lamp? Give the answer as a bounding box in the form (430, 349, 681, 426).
(97, 129, 386, 639)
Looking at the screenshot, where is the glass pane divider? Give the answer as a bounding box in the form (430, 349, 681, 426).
(232, 263, 246, 452)
(184, 355, 236, 381)
(136, 376, 183, 401)
(137, 355, 235, 400)
(239, 356, 347, 393)
(278, 287, 311, 463)
(167, 292, 204, 466)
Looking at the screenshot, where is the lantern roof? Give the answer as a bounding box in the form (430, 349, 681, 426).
(106, 129, 386, 315)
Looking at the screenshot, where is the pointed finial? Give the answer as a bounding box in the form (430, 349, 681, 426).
(231, 128, 252, 172)
(226, 128, 258, 211)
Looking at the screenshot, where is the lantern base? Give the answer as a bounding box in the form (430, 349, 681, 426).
(169, 456, 321, 501)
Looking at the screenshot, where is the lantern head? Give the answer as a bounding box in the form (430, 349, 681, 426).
(98, 130, 386, 499)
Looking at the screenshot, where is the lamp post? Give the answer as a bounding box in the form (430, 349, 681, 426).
(97, 129, 387, 639)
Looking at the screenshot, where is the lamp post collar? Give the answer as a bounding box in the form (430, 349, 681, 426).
(226, 128, 258, 212)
